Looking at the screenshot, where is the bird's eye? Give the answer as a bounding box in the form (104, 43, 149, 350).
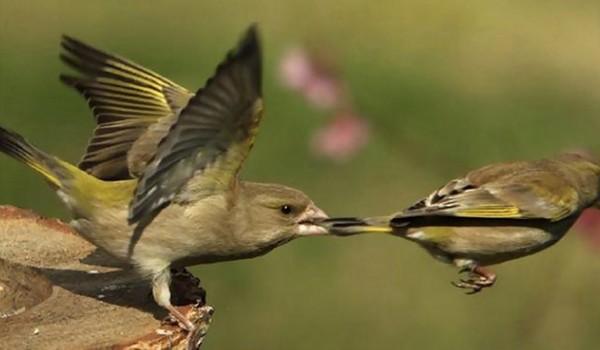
(280, 204, 293, 215)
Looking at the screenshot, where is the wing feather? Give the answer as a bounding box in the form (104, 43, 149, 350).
(128, 26, 262, 224)
(60, 36, 193, 180)
(395, 160, 580, 226)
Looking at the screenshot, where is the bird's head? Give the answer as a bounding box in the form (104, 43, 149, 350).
(238, 182, 329, 247)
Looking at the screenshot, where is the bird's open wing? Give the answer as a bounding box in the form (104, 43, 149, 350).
(395, 162, 580, 225)
(60, 36, 193, 180)
(128, 26, 262, 224)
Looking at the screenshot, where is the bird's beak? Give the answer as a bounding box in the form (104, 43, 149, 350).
(296, 204, 329, 236)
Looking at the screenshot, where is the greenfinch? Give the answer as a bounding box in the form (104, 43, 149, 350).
(322, 153, 600, 293)
(0, 26, 329, 330)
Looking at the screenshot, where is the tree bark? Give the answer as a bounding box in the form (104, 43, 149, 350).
(0, 206, 212, 349)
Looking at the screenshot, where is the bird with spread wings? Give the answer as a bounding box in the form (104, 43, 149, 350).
(0, 26, 329, 331)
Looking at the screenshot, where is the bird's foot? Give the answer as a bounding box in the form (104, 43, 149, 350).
(161, 305, 197, 332)
(153, 267, 212, 349)
(451, 266, 496, 294)
(159, 304, 214, 349)
(162, 268, 206, 332)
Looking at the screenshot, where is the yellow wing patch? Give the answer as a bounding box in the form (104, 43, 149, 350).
(455, 205, 522, 218)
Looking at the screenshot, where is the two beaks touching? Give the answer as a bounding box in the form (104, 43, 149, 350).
(2, 24, 600, 333)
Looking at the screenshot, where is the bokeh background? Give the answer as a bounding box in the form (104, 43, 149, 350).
(2, 1, 600, 349)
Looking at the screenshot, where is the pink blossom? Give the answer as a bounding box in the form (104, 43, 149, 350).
(303, 75, 342, 109)
(311, 112, 370, 162)
(279, 46, 370, 161)
(279, 47, 314, 90)
(279, 47, 343, 110)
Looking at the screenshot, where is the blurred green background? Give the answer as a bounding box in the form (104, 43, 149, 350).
(2, 1, 600, 349)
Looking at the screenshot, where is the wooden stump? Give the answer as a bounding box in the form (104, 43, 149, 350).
(0, 206, 212, 349)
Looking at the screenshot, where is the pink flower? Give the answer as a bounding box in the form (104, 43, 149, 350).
(279, 47, 314, 90)
(311, 111, 370, 162)
(279, 45, 370, 161)
(303, 74, 342, 109)
(279, 47, 343, 110)
(574, 209, 600, 250)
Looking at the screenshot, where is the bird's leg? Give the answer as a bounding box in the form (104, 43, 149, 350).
(451, 261, 496, 294)
(153, 268, 196, 332)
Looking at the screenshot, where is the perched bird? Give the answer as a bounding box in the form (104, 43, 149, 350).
(0, 26, 329, 331)
(322, 153, 600, 293)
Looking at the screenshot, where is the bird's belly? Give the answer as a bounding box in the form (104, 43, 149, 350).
(70, 197, 243, 274)
(441, 226, 553, 255)
(408, 219, 575, 265)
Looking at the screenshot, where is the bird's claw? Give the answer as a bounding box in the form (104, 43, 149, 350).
(161, 312, 195, 331)
(458, 267, 472, 274)
(451, 267, 496, 294)
(451, 280, 482, 294)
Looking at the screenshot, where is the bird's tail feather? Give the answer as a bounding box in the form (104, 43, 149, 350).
(0, 126, 71, 189)
(320, 216, 393, 236)
(0, 126, 135, 216)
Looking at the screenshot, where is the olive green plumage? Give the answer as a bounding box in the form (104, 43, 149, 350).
(323, 153, 600, 293)
(0, 26, 328, 330)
